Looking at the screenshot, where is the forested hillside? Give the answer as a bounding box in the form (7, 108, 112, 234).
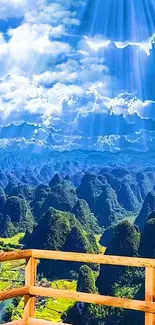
(0, 150, 155, 324)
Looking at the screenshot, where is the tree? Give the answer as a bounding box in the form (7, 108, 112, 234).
(96, 221, 140, 295)
(32, 200, 44, 221)
(3, 196, 27, 223)
(72, 199, 100, 234)
(2, 196, 34, 235)
(77, 265, 96, 293)
(94, 184, 124, 227)
(63, 226, 90, 253)
(65, 266, 104, 325)
(100, 225, 116, 247)
(10, 183, 35, 201)
(103, 172, 121, 191)
(42, 180, 78, 213)
(24, 207, 72, 250)
(77, 172, 103, 207)
(138, 180, 149, 200)
(112, 167, 130, 178)
(0, 216, 16, 237)
(117, 181, 138, 212)
(139, 219, 155, 258)
(106, 220, 140, 258)
(35, 184, 50, 201)
(0, 187, 6, 213)
(1, 304, 14, 322)
(135, 191, 155, 231)
(49, 174, 62, 188)
(5, 177, 17, 195)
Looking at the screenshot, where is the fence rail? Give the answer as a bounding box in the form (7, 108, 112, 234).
(0, 249, 155, 325)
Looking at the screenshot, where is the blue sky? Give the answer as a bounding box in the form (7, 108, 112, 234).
(0, 0, 155, 150)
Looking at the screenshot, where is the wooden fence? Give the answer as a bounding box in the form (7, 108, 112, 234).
(0, 249, 155, 325)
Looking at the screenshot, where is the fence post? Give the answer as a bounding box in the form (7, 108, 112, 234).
(145, 267, 155, 325)
(24, 256, 37, 321)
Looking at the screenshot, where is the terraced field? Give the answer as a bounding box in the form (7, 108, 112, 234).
(0, 234, 77, 323)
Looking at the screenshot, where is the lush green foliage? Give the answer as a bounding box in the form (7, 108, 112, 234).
(96, 221, 141, 295)
(72, 199, 101, 234)
(24, 207, 99, 278)
(0, 197, 34, 237)
(139, 218, 155, 257)
(99, 224, 116, 246)
(135, 191, 155, 231)
(0, 151, 155, 324)
(77, 265, 96, 293)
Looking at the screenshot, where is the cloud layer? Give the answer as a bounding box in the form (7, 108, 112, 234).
(0, 0, 155, 151)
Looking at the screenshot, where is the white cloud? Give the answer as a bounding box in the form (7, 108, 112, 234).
(24, 2, 80, 26)
(114, 34, 155, 56)
(33, 70, 78, 85)
(0, 33, 5, 45)
(0, 72, 84, 125)
(7, 23, 70, 55)
(85, 34, 155, 56)
(0, 23, 71, 77)
(49, 25, 65, 38)
(0, 0, 34, 19)
(33, 59, 79, 85)
(85, 36, 111, 51)
(33, 55, 110, 88)
(0, 0, 83, 21)
(104, 94, 155, 117)
(0, 0, 154, 131)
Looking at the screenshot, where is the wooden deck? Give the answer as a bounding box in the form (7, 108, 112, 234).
(0, 249, 155, 325)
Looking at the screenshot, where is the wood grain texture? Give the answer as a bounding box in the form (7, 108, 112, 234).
(29, 286, 155, 313)
(145, 267, 155, 325)
(32, 250, 155, 268)
(2, 249, 155, 324)
(1, 249, 155, 268)
(0, 286, 29, 301)
(24, 257, 37, 320)
(0, 250, 32, 262)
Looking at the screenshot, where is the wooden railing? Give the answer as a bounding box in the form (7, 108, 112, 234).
(0, 249, 155, 325)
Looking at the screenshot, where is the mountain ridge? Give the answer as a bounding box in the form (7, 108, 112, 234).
(0, 122, 155, 153)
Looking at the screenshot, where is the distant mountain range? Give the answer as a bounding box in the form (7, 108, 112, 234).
(0, 122, 155, 153)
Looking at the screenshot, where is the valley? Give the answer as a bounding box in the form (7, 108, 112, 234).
(0, 150, 155, 324)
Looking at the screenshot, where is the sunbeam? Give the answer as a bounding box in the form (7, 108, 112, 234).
(0, 0, 154, 151)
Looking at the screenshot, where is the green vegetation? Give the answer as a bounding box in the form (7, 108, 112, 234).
(64, 265, 105, 325)
(13, 280, 77, 323)
(77, 265, 97, 293)
(113, 283, 141, 299)
(117, 181, 139, 212)
(95, 234, 106, 253)
(0, 234, 77, 323)
(3, 196, 27, 222)
(23, 207, 99, 278)
(0, 259, 25, 291)
(72, 199, 101, 234)
(0, 196, 34, 238)
(139, 218, 155, 258)
(135, 191, 155, 231)
(94, 183, 125, 227)
(0, 232, 24, 250)
(96, 221, 141, 295)
(1, 157, 155, 325)
(42, 179, 78, 213)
